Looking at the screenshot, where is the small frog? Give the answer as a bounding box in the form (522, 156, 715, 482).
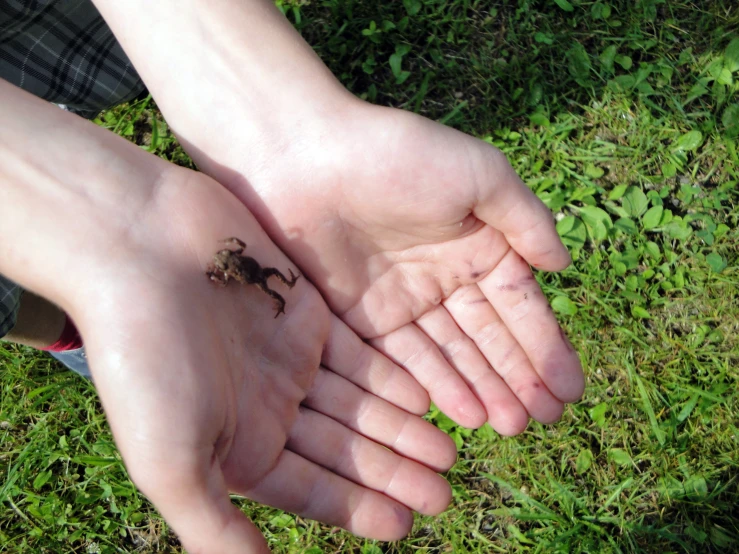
(206, 237, 300, 318)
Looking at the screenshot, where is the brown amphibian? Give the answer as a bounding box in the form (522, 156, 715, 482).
(206, 237, 300, 318)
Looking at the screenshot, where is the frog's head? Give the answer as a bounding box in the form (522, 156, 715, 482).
(213, 250, 232, 270)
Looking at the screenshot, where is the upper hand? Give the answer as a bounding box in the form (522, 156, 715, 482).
(191, 101, 585, 435)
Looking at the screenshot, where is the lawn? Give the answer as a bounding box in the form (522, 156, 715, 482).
(2, 0, 738, 552)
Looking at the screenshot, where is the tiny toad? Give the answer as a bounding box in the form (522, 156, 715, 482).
(206, 237, 300, 318)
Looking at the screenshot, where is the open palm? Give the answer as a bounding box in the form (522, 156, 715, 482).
(191, 103, 585, 436)
(75, 171, 456, 553)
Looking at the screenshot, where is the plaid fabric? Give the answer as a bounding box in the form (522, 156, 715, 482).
(0, 275, 22, 339)
(0, 0, 145, 339)
(0, 0, 145, 118)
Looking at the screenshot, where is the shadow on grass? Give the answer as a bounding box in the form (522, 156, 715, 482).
(299, 0, 738, 134)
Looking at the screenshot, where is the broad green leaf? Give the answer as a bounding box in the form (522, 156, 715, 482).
(724, 38, 739, 72)
(589, 402, 607, 426)
(632, 305, 651, 319)
(717, 67, 733, 86)
(599, 45, 617, 73)
(579, 206, 612, 242)
(584, 164, 605, 179)
(636, 81, 655, 95)
(672, 130, 703, 152)
(686, 82, 708, 102)
(685, 526, 708, 544)
(591, 2, 611, 19)
(722, 104, 739, 138)
(616, 55, 633, 70)
(567, 43, 592, 83)
(33, 470, 53, 490)
(706, 253, 727, 273)
(389, 53, 403, 78)
(529, 112, 550, 127)
(715, 224, 731, 239)
(621, 186, 649, 217)
(554, 0, 574, 12)
(395, 70, 411, 85)
(645, 241, 661, 259)
(685, 475, 708, 498)
(625, 275, 639, 291)
(534, 32, 553, 45)
(402, 0, 422, 16)
(551, 296, 578, 315)
(576, 449, 594, 473)
(665, 220, 692, 240)
(269, 513, 295, 528)
(556, 216, 587, 249)
(608, 184, 629, 200)
(642, 205, 663, 229)
(608, 448, 632, 466)
(614, 217, 637, 235)
(662, 162, 677, 178)
(696, 229, 714, 246)
(672, 269, 685, 289)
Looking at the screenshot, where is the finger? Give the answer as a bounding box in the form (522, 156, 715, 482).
(414, 303, 530, 435)
(370, 323, 487, 428)
(322, 315, 430, 415)
(244, 449, 415, 541)
(471, 145, 571, 271)
(287, 406, 452, 515)
(304, 366, 457, 471)
(129, 452, 270, 554)
(442, 285, 566, 425)
(478, 250, 585, 403)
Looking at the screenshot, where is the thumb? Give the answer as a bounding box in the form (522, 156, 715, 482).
(471, 145, 571, 271)
(132, 455, 270, 554)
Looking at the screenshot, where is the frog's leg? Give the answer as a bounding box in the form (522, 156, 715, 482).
(221, 237, 246, 254)
(263, 267, 300, 289)
(254, 283, 287, 318)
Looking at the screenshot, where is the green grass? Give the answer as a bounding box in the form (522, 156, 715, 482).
(2, 0, 738, 552)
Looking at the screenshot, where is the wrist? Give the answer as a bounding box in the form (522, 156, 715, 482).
(93, 0, 357, 174)
(0, 79, 171, 310)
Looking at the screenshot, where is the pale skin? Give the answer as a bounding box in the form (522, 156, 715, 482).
(96, 0, 585, 433)
(3, 0, 587, 551)
(0, 81, 457, 553)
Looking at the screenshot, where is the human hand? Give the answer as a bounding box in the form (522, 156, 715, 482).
(93, 0, 585, 436)
(200, 103, 585, 436)
(75, 170, 456, 552)
(0, 84, 456, 553)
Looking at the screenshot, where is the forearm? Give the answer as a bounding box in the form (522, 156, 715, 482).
(0, 79, 168, 312)
(91, 0, 355, 180)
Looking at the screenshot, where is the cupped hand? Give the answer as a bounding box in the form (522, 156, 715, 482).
(187, 102, 585, 436)
(73, 169, 456, 553)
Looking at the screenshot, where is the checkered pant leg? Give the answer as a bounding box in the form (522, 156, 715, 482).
(0, 275, 22, 339)
(0, 0, 145, 118)
(1, 1, 146, 337)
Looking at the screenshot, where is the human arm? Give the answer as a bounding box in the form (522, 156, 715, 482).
(0, 78, 457, 552)
(92, 0, 585, 434)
